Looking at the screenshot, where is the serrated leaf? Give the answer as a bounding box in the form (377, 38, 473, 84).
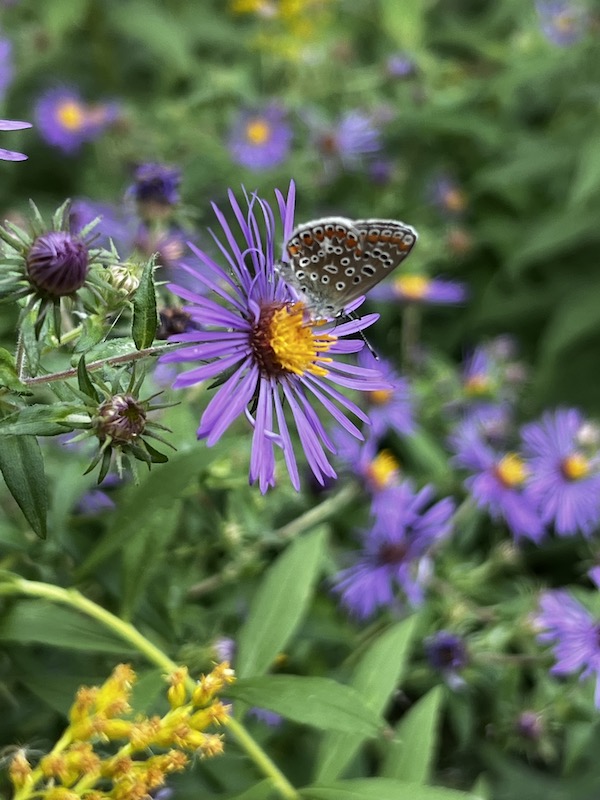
(0, 346, 30, 394)
(237, 527, 326, 678)
(300, 778, 479, 800)
(315, 616, 419, 783)
(0, 435, 47, 538)
(77, 355, 99, 401)
(381, 686, 444, 783)
(132, 260, 158, 350)
(0, 404, 82, 436)
(0, 600, 135, 654)
(229, 676, 384, 735)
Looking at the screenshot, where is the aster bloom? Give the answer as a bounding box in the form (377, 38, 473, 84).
(536, 0, 586, 45)
(429, 175, 468, 216)
(521, 408, 600, 537)
(536, 581, 600, 707)
(0, 37, 13, 99)
(315, 110, 381, 172)
(370, 273, 467, 305)
(35, 86, 118, 153)
(228, 105, 292, 170)
(386, 53, 415, 78)
(333, 481, 455, 619)
(451, 414, 545, 543)
(425, 630, 468, 689)
(129, 162, 182, 218)
(0, 118, 31, 161)
(358, 349, 413, 439)
(333, 428, 401, 494)
(159, 181, 388, 492)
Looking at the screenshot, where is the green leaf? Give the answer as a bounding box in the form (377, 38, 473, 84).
(225, 781, 277, 800)
(236, 527, 327, 678)
(379, 0, 426, 49)
(76, 448, 209, 577)
(315, 616, 419, 783)
(0, 435, 47, 538)
(0, 346, 31, 394)
(73, 315, 107, 353)
(569, 131, 600, 207)
(300, 778, 479, 800)
(132, 259, 158, 350)
(0, 600, 135, 654)
(0, 404, 82, 436)
(77, 355, 99, 402)
(75, 337, 140, 365)
(381, 686, 444, 783)
(229, 676, 384, 735)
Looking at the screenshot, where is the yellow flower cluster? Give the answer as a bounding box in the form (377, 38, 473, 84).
(9, 662, 235, 800)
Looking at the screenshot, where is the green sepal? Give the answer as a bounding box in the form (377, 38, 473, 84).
(77, 355, 100, 402)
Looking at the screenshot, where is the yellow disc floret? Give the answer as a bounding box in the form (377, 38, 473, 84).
(57, 100, 86, 131)
(394, 274, 430, 300)
(246, 119, 271, 145)
(561, 452, 590, 481)
(495, 452, 528, 488)
(369, 388, 393, 406)
(367, 449, 400, 491)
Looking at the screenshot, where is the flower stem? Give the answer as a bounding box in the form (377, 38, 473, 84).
(0, 576, 299, 800)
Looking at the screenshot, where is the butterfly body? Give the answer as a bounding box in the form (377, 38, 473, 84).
(276, 216, 418, 319)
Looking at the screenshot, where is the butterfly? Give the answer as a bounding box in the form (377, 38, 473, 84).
(276, 216, 418, 320)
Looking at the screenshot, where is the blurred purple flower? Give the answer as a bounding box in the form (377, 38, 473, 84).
(0, 118, 31, 161)
(247, 707, 283, 726)
(536, 1, 586, 46)
(429, 175, 468, 216)
(371, 274, 467, 305)
(333, 482, 455, 619)
(74, 488, 116, 515)
(70, 198, 132, 250)
(129, 162, 181, 215)
(35, 86, 118, 154)
(386, 53, 415, 78)
(359, 349, 413, 440)
(228, 105, 292, 170)
(315, 110, 381, 171)
(521, 408, 600, 537)
(159, 181, 387, 492)
(0, 37, 13, 99)
(425, 630, 468, 689)
(333, 430, 401, 494)
(536, 582, 600, 706)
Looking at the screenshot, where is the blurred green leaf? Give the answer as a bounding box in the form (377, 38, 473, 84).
(0, 347, 30, 394)
(569, 132, 600, 207)
(230, 675, 384, 734)
(0, 404, 82, 436)
(236, 527, 327, 679)
(0, 435, 47, 538)
(300, 778, 480, 799)
(132, 260, 158, 350)
(315, 616, 419, 783)
(381, 686, 444, 783)
(379, 0, 426, 50)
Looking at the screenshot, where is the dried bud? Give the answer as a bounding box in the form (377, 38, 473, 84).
(96, 394, 147, 443)
(26, 230, 89, 296)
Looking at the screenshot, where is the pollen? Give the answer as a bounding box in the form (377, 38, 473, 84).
(367, 449, 400, 491)
(495, 452, 528, 488)
(561, 452, 590, 481)
(394, 274, 430, 300)
(57, 100, 86, 131)
(245, 119, 271, 145)
(252, 302, 336, 378)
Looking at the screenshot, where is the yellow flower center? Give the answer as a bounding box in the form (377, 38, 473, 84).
(495, 453, 527, 488)
(253, 302, 335, 377)
(555, 13, 575, 33)
(464, 374, 491, 396)
(443, 187, 467, 213)
(561, 452, 590, 481)
(57, 100, 86, 131)
(246, 119, 271, 145)
(394, 274, 430, 300)
(367, 450, 400, 491)
(369, 388, 393, 406)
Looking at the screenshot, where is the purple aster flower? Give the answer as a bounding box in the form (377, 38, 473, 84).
(35, 86, 118, 154)
(457, 340, 527, 409)
(228, 105, 292, 170)
(332, 482, 455, 619)
(69, 198, 132, 251)
(536, 586, 600, 707)
(159, 181, 388, 492)
(128, 162, 181, 217)
(315, 110, 381, 171)
(368, 158, 394, 185)
(74, 488, 116, 515)
(536, 1, 586, 46)
(333, 429, 401, 494)
(516, 710, 543, 741)
(0, 118, 31, 161)
(0, 37, 13, 99)
(386, 54, 416, 79)
(370, 273, 467, 305)
(521, 408, 600, 537)
(358, 349, 413, 439)
(425, 630, 468, 689)
(450, 414, 545, 543)
(429, 174, 468, 216)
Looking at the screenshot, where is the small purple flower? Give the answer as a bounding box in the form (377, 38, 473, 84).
(425, 630, 468, 689)
(26, 231, 89, 297)
(159, 181, 388, 492)
(129, 162, 181, 214)
(228, 105, 292, 170)
(536, 584, 600, 707)
(0, 118, 31, 161)
(536, 1, 586, 46)
(247, 707, 283, 726)
(371, 274, 467, 305)
(451, 415, 545, 543)
(74, 488, 116, 515)
(429, 175, 467, 216)
(333, 430, 400, 494)
(69, 198, 132, 250)
(386, 54, 415, 79)
(521, 408, 600, 537)
(316, 110, 381, 171)
(0, 37, 13, 99)
(332, 482, 455, 619)
(35, 87, 117, 154)
(358, 349, 413, 440)
(516, 710, 543, 740)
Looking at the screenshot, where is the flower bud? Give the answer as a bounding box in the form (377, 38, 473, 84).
(131, 162, 181, 220)
(26, 230, 89, 296)
(96, 394, 147, 443)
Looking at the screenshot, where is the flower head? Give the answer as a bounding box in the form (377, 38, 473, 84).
(35, 86, 118, 153)
(228, 105, 292, 170)
(521, 408, 600, 537)
(536, 0, 586, 45)
(314, 110, 381, 172)
(359, 349, 413, 439)
(0, 37, 13, 99)
(371, 273, 467, 305)
(129, 163, 182, 218)
(386, 53, 415, 78)
(429, 175, 468, 216)
(332, 482, 455, 619)
(26, 230, 89, 297)
(333, 429, 401, 494)
(425, 630, 468, 688)
(0, 118, 31, 161)
(159, 181, 388, 492)
(536, 585, 600, 706)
